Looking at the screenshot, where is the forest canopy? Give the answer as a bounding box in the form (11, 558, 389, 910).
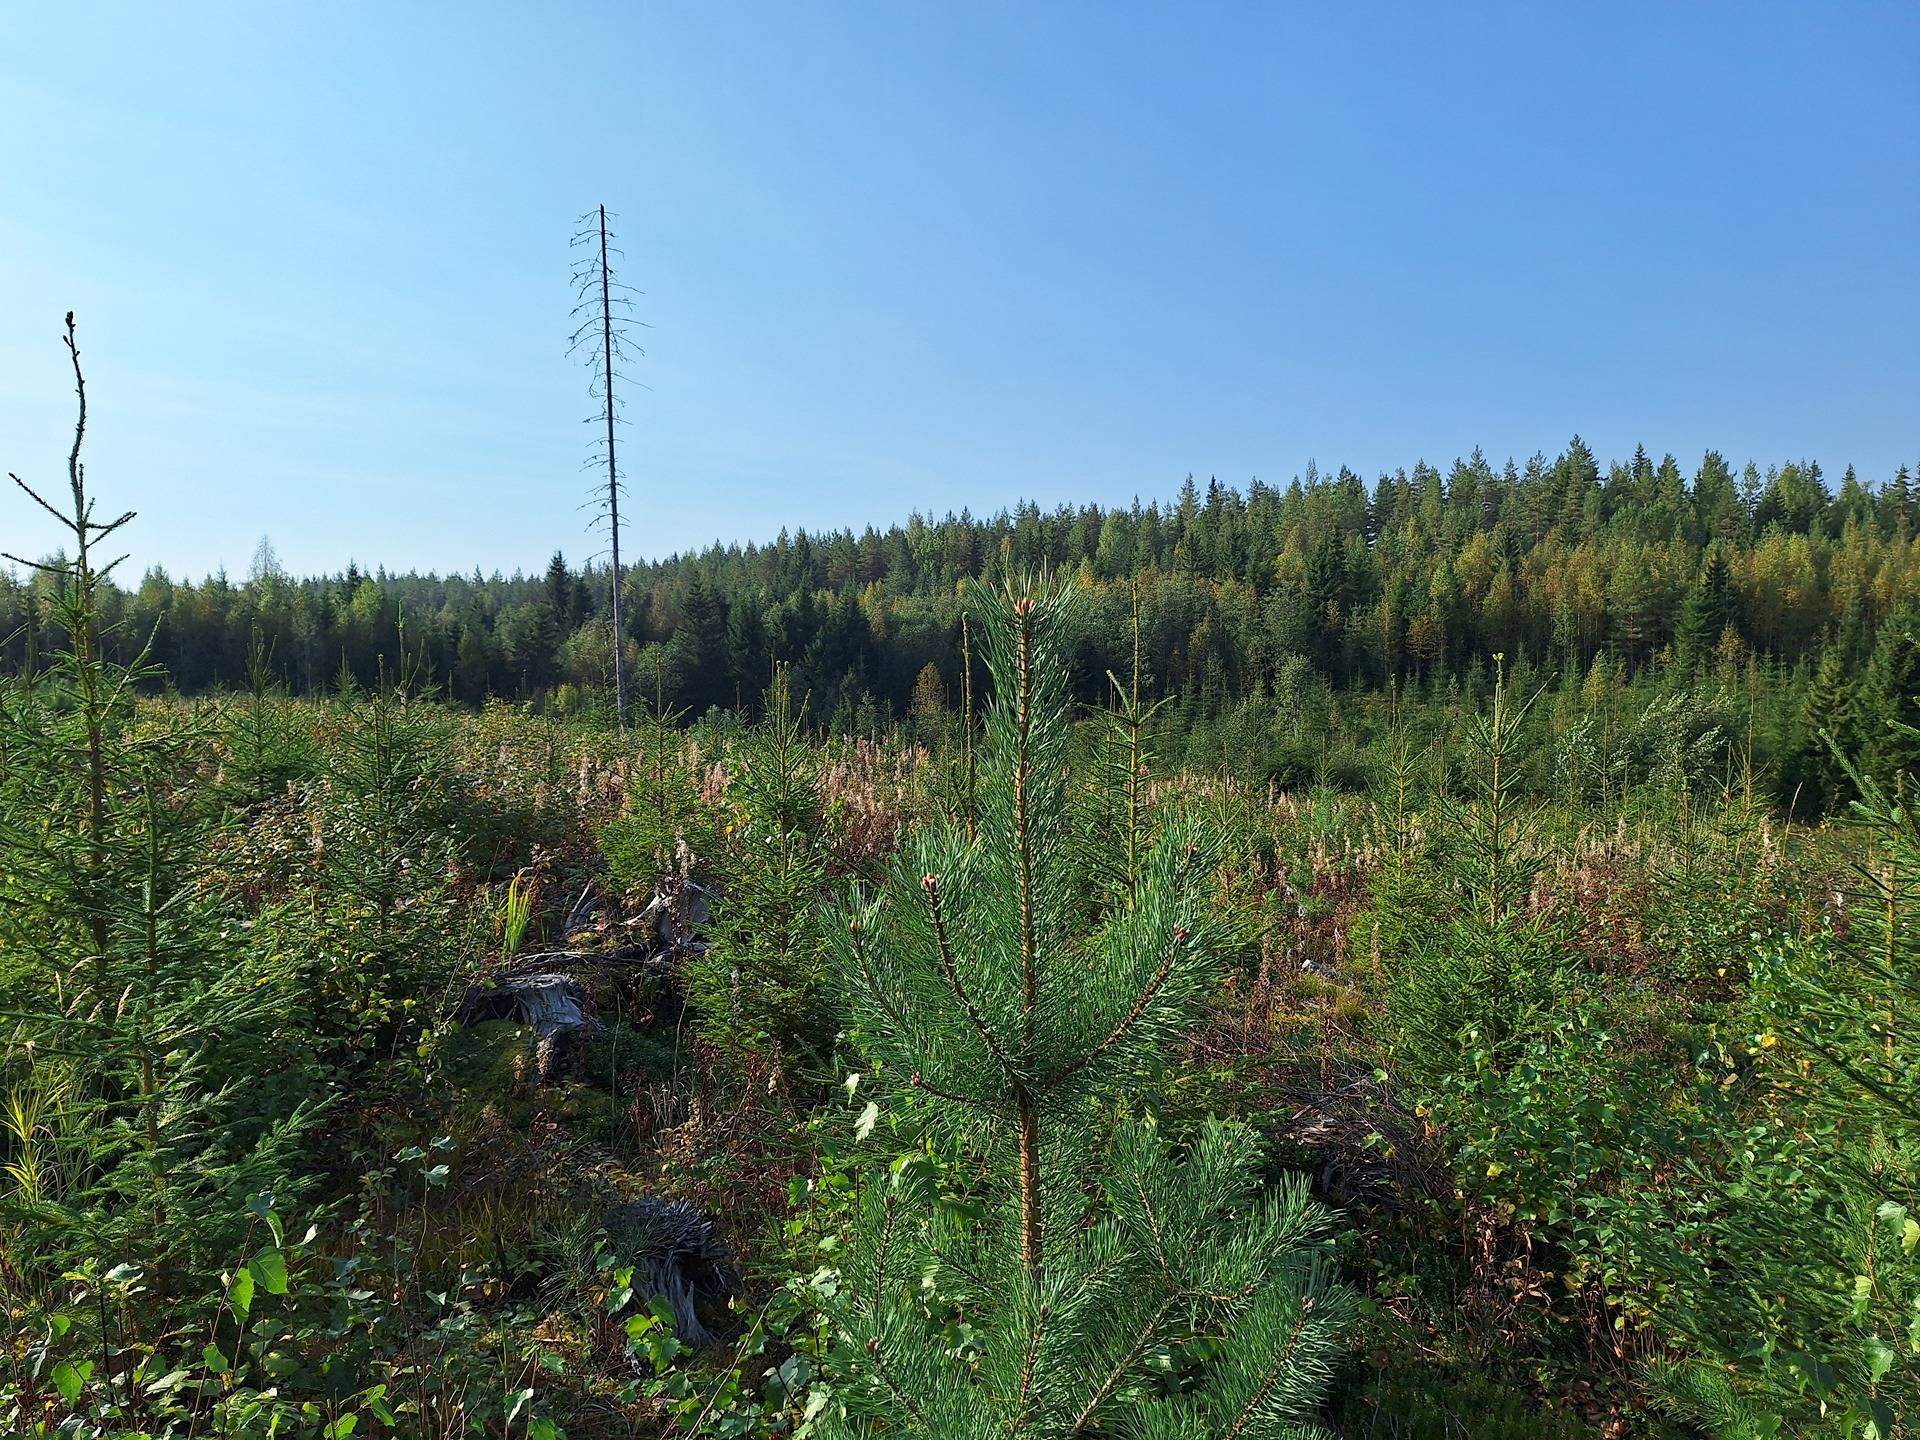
(5, 440, 1918, 812)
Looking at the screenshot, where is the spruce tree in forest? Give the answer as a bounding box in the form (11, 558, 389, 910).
(1858, 605, 1920, 787)
(1303, 532, 1348, 673)
(1792, 651, 1863, 814)
(0, 315, 312, 1303)
(688, 664, 831, 1068)
(1694, 450, 1745, 541)
(725, 589, 771, 709)
(671, 570, 730, 714)
(1676, 544, 1736, 670)
(818, 580, 1353, 1440)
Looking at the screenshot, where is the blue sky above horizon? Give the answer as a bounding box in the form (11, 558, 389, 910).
(2, 2, 1916, 581)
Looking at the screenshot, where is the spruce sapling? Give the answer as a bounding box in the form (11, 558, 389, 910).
(689, 663, 832, 1068)
(0, 315, 313, 1307)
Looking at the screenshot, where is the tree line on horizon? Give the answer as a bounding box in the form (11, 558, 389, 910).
(3, 437, 1917, 804)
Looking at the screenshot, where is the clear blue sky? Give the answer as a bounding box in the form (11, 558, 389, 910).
(3, 3, 1915, 580)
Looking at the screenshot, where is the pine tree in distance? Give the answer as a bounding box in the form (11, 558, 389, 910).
(819, 579, 1353, 1439)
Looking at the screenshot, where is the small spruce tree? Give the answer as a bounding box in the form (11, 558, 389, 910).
(689, 663, 832, 1068)
(1675, 544, 1736, 673)
(1857, 605, 1920, 788)
(1384, 656, 1568, 1092)
(218, 629, 316, 814)
(0, 315, 313, 1311)
(1791, 649, 1863, 815)
(1642, 748, 1919, 1437)
(1072, 581, 1166, 916)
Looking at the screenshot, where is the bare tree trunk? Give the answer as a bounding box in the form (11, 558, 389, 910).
(571, 207, 641, 727)
(598, 206, 628, 728)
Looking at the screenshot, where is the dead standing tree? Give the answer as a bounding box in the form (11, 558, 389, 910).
(569, 206, 646, 726)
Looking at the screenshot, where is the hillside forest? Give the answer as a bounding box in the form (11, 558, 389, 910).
(4, 319, 1919, 1440)
(5, 440, 1920, 819)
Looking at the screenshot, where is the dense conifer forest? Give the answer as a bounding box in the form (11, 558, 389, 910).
(6, 442, 1919, 816)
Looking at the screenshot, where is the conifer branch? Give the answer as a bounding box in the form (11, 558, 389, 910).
(906, 1071, 987, 1109)
(1014, 1298, 1049, 1423)
(1070, 1295, 1176, 1432)
(1221, 1302, 1313, 1440)
(1127, 1164, 1175, 1281)
(0, 551, 69, 575)
(854, 1335, 928, 1427)
(1042, 928, 1187, 1094)
(8, 473, 73, 531)
(925, 1238, 998, 1302)
(846, 917, 914, 1039)
(868, 1193, 898, 1320)
(923, 872, 1019, 1081)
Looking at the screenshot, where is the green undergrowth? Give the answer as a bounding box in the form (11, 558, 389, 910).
(1, 339, 1906, 1438)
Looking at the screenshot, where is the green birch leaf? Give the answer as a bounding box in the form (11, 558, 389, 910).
(249, 1248, 289, 1295)
(51, 1360, 85, 1405)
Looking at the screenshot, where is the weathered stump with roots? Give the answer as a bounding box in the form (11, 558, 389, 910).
(600, 1197, 734, 1347)
(455, 973, 593, 1085)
